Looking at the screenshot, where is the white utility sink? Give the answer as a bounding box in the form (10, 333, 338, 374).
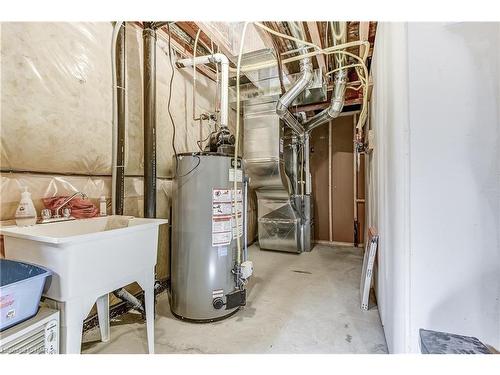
(1, 215, 167, 354)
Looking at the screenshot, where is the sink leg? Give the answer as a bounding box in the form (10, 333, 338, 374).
(61, 320, 84, 354)
(96, 294, 110, 342)
(138, 269, 155, 354)
(47, 297, 94, 354)
(144, 277, 155, 354)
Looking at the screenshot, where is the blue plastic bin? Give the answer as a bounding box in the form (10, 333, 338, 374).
(0, 259, 52, 331)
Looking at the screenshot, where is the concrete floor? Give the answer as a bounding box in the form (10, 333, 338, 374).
(82, 244, 388, 354)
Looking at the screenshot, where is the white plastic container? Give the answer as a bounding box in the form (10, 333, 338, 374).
(0, 259, 52, 331)
(15, 187, 37, 226)
(99, 196, 107, 216)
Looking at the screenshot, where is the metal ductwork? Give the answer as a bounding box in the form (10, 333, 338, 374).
(304, 21, 347, 133)
(243, 21, 349, 254)
(275, 22, 313, 137)
(242, 22, 316, 254)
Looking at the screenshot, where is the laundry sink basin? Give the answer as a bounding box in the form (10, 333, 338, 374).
(0, 215, 167, 301)
(0, 215, 167, 353)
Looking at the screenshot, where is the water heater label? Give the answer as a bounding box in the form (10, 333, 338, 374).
(213, 189, 232, 202)
(213, 203, 232, 216)
(217, 246, 228, 257)
(229, 168, 243, 182)
(232, 214, 243, 238)
(212, 188, 243, 246)
(212, 289, 224, 298)
(212, 231, 232, 246)
(213, 216, 232, 233)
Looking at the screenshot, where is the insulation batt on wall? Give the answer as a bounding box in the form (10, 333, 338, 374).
(0, 22, 237, 221)
(0, 21, 257, 245)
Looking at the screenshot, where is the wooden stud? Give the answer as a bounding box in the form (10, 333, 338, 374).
(358, 22, 370, 58)
(328, 120, 333, 242)
(306, 21, 327, 74)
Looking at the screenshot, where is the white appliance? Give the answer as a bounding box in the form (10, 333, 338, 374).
(0, 307, 59, 354)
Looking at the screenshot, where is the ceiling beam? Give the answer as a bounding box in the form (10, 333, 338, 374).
(176, 21, 216, 54)
(156, 25, 217, 81)
(306, 21, 326, 74)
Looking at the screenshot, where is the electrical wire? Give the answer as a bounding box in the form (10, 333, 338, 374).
(252, 21, 370, 130)
(177, 155, 201, 178)
(166, 23, 179, 178)
(197, 127, 217, 151)
(193, 28, 201, 121)
(325, 63, 364, 76)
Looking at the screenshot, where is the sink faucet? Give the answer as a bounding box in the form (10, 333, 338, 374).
(53, 192, 88, 218)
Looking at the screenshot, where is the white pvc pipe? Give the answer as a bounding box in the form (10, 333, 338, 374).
(176, 53, 229, 129)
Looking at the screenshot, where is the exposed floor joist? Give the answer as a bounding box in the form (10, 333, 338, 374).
(306, 21, 326, 74)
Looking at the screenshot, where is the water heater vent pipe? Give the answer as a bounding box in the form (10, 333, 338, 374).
(176, 53, 229, 130)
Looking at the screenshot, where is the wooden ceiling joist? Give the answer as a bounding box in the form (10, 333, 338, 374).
(175, 22, 218, 55)
(156, 25, 217, 81)
(306, 21, 326, 74)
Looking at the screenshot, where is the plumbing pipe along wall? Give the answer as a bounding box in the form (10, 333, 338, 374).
(176, 53, 230, 129)
(143, 23, 157, 218)
(115, 23, 126, 215)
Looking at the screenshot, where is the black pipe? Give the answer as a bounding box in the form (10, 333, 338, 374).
(143, 23, 157, 218)
(115, 23, 126, 215)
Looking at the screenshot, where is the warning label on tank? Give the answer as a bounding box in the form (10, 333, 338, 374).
(213, 202, 232, 216)
(229, 168, 243, 182)
(212, 231, 232, 246)
(212, 216, 232, 233)
(213, 189, 231, 203)
(212, 188, 243, 246)
(232, 214, 243, 239)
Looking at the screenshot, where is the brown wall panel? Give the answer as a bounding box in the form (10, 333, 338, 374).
(331, 116, 355, 243)
(310, 125, 330, 241)
(310, 114, 366, 245)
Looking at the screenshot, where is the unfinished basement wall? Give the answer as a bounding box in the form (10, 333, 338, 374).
(0, 22, 257, 265)
(369, 22, 500, 353)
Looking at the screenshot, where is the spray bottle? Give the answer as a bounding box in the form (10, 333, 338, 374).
(15, 187, 37, 226)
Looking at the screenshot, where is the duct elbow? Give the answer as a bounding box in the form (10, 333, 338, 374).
(276, 101, 288, 117)
(327, 99, 344, 118)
